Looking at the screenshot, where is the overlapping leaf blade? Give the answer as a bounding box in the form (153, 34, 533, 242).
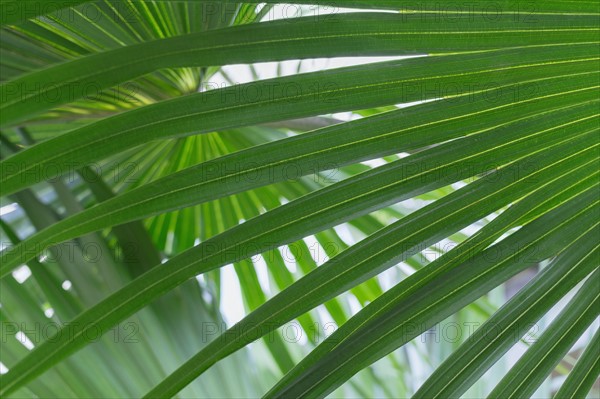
(266, 188, 599, 398)
(3, 11, 597, 126)
(1, 0, 598, 397)
(2, 74, 598, 274)
(2, 44, 598, 195)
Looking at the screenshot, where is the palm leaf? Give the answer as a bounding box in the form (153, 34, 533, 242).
(1, 1, 598, 398)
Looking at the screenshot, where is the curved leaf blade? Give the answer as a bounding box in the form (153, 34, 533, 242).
(1, 44, 598, 194)
(488, 267, 600, 398)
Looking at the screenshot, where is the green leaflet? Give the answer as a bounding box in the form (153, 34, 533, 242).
(1, 44, 598, 194)
(489, 267, 600, 398)
(1, 101, 597, 396)
(1, 0, 87, 25)
(265, 188, 599, 398)
(1, 75, 597, 273)
(1, 95, 597, 275)
(2, 0, 599, 26)
(2, 12, 597, 126)
(143, 143, 599, 398)
(553, 329, 600, 399)
(413, 238, 599, 398)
